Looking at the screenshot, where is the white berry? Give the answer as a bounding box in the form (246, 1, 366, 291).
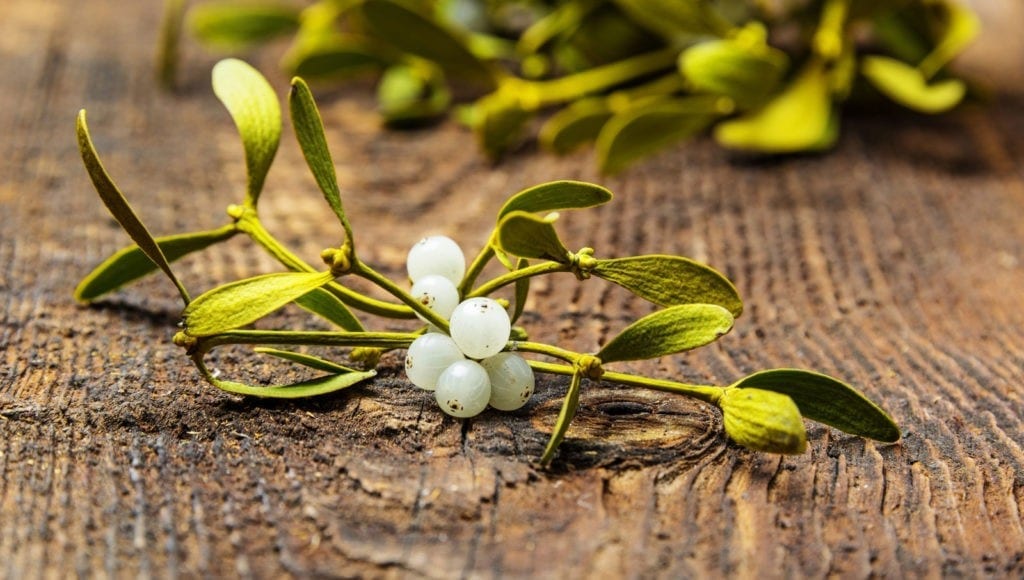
(405, 333, 465, 391)
(449, 297, 511, 359)
(435, 360, 491, 418)
(410, 274, 460, 322)
(407, 235, 465, 285)
(481, 352, 535, 411)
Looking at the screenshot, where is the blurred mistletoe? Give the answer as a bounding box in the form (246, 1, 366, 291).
(163, 0, 980, 172)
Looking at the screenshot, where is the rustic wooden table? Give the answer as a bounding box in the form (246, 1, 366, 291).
(2, 1, 1022, 577)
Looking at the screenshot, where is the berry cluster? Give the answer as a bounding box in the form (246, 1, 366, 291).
(403, 236, 535, 418)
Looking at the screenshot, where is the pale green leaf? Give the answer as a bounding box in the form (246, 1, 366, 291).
(75, 225, 236, 303)
(719, 388, 807, 454)
(539, 370, 583, 467)
(861, 55, 965, 114)
(730, 369, 900, 442)
(289, 77, 354, 240)
(472, 92, 533, 160)
(597, 96, 723, 174)
(76, 110, 191, 305)
(377, 63, 451, 127)
(918, 1, 980, 79)
(189, 2, 300, 49)
(511, 257, 530, 324)
(294, 287, 364, 331)
(714, 61, 834, 153)
(592, 255, 742, 316)
(495, 211, 571, 263)
(538, 99, 613, 155)
(157, 0, 187, 89)
(209, 368, 376, 398)
(679, 37, 788, 107)
(253, 347, 358, 374)
(361, 0, 496, 85)
(182, 271, 335, 337)
(497, 180, 613, 220)
(211, 58, 282, 205)
(597, 304, 733, 363)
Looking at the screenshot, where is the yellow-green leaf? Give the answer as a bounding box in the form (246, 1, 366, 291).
(714, 61, 834, 153)
(76, 110, 191, 305)
(289, 77, 354, 241)
(495, 211, 571, 263)
(731, 369, 900, 442)
(472, 92, 533, 160)
(182, 271, 335, 337)
(209, 368, 376, 398)
(679, 36, 788, 108)
(254, 347, 358, 374)
(592, 255, 742, 316)
(597, 304, 733, 363)
(497, 180, 613, 220)
(294, 287, 364, 331)
(719, 387, 807, 454)
(539, 370, 583, 467)
(861, 55, 965, 114)
(597, 96, 723, 174)
(211, 58, 282, 205)
(511, 257, 530, 324)
(538, 99, 613, 154)
(377, 63, 451, 127)
(75, 225, 237, 303)
(189, 2, 300, 49)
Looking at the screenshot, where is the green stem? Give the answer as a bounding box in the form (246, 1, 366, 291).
(353, 261, 451, 332)
(527, 360, 723, 405)
(468, 261, 570, 297)
(526, 47, 682, 107)
(194, 329, 417, 353)
(233, 208, 414, 319)
(511, 341, 581, 365)
(459, 236, 496, 295)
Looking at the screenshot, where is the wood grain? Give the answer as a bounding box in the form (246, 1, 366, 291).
(1, 0, 1022, 577)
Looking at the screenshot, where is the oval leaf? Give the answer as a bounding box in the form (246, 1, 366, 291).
(361, 0, 496, 85)
(473, 92, 533, 160)
(539, 370, 583, 467)
(510, 257, 531, 324)
(75, 226, 236, 303)
(377, 63, 451, 127)
(719, 388, 807, 454)
(209, 368, 376, 399)
(495, 211, 571, 263)
(597, 304, 733, 363)
(253, 347, 357, 374)
(294, 287, 364, 331)
(730, 369, 900, 442)
(212, 58, 282, 205)
(182, 271, 335, 337)
(498, 180, 613, 220)
(289, 77, 354, 241)
(76, 110, 191, 305)
(597, 96, 723, 174)
(189, 2, 300, 49)
(283, 36, 391, 80)
(861, 56, 965, 114)
(714, 61, 834, 153)
(592, 255, 742, 316)
(679, 37, 788, 108)
(917, 1, 980, 79)
(538, 99, 613, 155)
(611, 0, 731, 38)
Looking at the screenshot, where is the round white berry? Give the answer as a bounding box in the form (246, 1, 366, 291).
(409, 274, 460, 322)
(435, 360, 491, 418)
(404, 333, 465, 391)
(449, 297, 511, 359)
(481, 352, 535, 411)
(407, 235, 465, 285)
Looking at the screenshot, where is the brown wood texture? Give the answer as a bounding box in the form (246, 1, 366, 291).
(2, 1, 1023, 577)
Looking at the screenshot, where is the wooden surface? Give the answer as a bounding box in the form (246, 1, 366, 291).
(2, 1, 1023, 577)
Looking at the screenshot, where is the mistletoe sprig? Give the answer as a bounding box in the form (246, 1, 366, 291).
(164, 0, 979, 173)
(77, 59, 898, 466)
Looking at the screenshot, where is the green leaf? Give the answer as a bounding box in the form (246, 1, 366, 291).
(377, 63, 451, 127)
(679, 35, 788, 108)
(497, 180, 613, 220)
(592, 255, 742, 316)
(719, 388, 807, 454)
(253, 347, 358, 374)
(730, 369, 900, 442)
(182, 271, 335, 337)
(289, 77, 354, 241)
(917, 1, 980, 79)
(283, 36, 391, 80)
(75, 225, 237, 303)
(539, 370, 583, 467)
(714, 61, 835, 153)
(361, 0, 496, 86)
(211, 58, 282, 206)
(157, 0, 187, 89)
(861, 55, 965, 114)
(472, 92, 533, 160)
(596, 96, 723, 174)
(610, 0, 731, 39)
(76, 110, 191, 305)
(538, 99, 613, 155)
(188, 2, 301, 49)
(510, 257, 530, 325)
(206, 366, 376, 398)
(495, 211, 571, 263)
(597, 304, 733, 363)
(294, 287, 364, 331)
